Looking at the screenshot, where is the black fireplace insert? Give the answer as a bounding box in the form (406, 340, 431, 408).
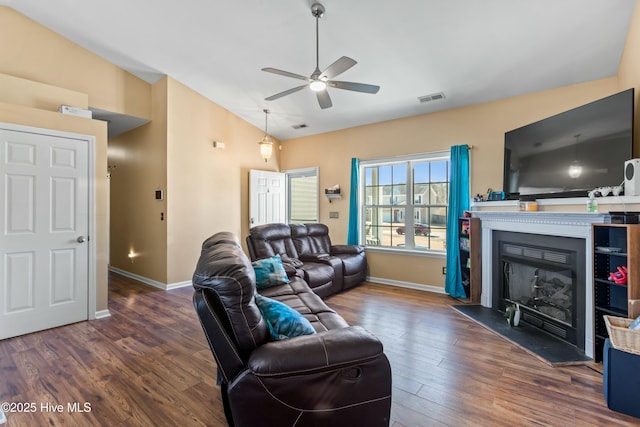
(492, 231, 586, 349)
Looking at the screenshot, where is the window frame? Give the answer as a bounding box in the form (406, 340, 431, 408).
(359, 151, 450, 257)
(285, 167, 319, 224)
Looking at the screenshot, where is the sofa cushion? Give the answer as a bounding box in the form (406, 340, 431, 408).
(254, 294, 316, 340)
(279, 253, 304, 279)
(248, 223, 367, 298)
(192, 232, 270, 352)
(246, 223, 299, 260)
(291, 223, 331, 255)
(299, 262, 335, 288)
(258, 277, 349, 332)
(280, 253, 304, 268)
(339, 252, 366, 276)
(252, 255, 290, 289)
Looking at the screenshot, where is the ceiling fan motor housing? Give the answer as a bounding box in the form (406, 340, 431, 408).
(311, 3, 325, 18)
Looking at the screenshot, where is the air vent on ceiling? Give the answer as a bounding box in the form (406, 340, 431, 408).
(292, 123, 308, 129)
(418, 92, 445, 103)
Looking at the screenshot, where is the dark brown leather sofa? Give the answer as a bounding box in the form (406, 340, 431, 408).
(246, 223, 367, 298)
(192, 232, 392, 427)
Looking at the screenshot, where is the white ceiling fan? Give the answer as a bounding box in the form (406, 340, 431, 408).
(262, 2, 380, 109)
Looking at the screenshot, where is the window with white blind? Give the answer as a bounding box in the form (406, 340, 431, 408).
(286, 167, 319, 224)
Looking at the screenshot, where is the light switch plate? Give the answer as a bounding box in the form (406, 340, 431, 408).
(329, 212, 339, 219)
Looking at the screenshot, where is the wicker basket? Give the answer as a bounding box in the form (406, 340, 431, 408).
(604, 315, 640, 355)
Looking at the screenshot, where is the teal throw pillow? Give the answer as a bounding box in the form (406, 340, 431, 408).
(252, 255, 290, 289)
(254, 294, 316, 340)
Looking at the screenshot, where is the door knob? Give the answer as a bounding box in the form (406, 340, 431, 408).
(77, 236, 87, 243)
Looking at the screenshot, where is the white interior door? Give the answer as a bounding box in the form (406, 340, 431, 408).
(0, 128, 89, 340)
(249, 169, 286, 228)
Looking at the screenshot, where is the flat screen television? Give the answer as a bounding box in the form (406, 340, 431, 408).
(503, 88, 634, 199)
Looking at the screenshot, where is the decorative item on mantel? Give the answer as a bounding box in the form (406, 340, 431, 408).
(325, 185, 341, 202)
(587, 192, 598, 213)
(518, 195, 537, 212)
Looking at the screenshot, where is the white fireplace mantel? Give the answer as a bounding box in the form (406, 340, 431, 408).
(472, 211, 608, 358)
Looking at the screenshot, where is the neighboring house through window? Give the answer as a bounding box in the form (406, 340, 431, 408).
(361, 152, 450, 253)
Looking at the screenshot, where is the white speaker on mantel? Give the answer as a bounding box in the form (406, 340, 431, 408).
(624, 159, 640, 196)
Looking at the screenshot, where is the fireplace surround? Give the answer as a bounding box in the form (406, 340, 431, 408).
(473, 211, 609, 359)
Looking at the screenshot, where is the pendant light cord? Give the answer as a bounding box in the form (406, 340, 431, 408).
(263, 109, 269, 136)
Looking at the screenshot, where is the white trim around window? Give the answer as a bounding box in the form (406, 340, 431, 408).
(360, 151, 450, 256)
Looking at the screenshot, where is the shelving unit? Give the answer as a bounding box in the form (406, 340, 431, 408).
(592, 224, 640, 362)
(324, 189, 341, 203)
(458, 216, 481, 304)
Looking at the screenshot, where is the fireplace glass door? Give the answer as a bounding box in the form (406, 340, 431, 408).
(503, 261, 574, 327)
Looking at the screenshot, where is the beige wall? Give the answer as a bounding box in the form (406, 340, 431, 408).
(280, 77, 621, 287)
(0, 6, 152, 310)
(5, 1, 640, 294)
(109, 77, 281, 285)
(0, 7, 151, 120)
(108, 79, 168, 283)
(619, 0, 640, 153)
(281, 58, 632, 289)
(165, 78, 280, 284)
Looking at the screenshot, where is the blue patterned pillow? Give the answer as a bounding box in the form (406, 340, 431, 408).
(252, 255, 290, 289)
(254, 294, 316, 340)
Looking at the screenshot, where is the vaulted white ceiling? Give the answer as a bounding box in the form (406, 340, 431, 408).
(1, 0, 635, 140)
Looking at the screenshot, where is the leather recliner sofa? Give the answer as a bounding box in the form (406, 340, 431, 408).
(192, 232, 392, 427)
(246, 223, 367, 298)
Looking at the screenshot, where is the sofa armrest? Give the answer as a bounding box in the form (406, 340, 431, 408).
(299, 252, 330, 261)
(247, 326, 383, 376)
(331, 244, 364, 255)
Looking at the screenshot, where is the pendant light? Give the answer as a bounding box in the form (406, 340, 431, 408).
(258, 109, 274, 162)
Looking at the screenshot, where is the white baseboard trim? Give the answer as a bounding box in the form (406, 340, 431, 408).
(94, 309, 111, 319)
(367, 276, 447, 294)
(166, 280, 192, 290)
(109, 267, 191, 291)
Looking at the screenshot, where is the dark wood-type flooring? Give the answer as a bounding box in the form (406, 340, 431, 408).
(1, 273, 638, 426)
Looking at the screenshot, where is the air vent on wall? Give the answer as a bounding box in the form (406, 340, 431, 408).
(292, 123, 308, 129)
(418, 92, 445, 103)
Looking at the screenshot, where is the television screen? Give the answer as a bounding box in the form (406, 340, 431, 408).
(503, 89, 634, 198)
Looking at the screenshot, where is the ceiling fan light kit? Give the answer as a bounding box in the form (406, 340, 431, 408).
(309, 80, 327, 92)
(262, 2, 380, 109)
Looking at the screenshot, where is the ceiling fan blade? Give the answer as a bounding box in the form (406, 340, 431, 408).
(319, 56, 357, 80)
(262, 67, 309, 81)
(316, 90, 332, 109)
(265, 84, 308, 101)
(328, 80, 380, 94)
